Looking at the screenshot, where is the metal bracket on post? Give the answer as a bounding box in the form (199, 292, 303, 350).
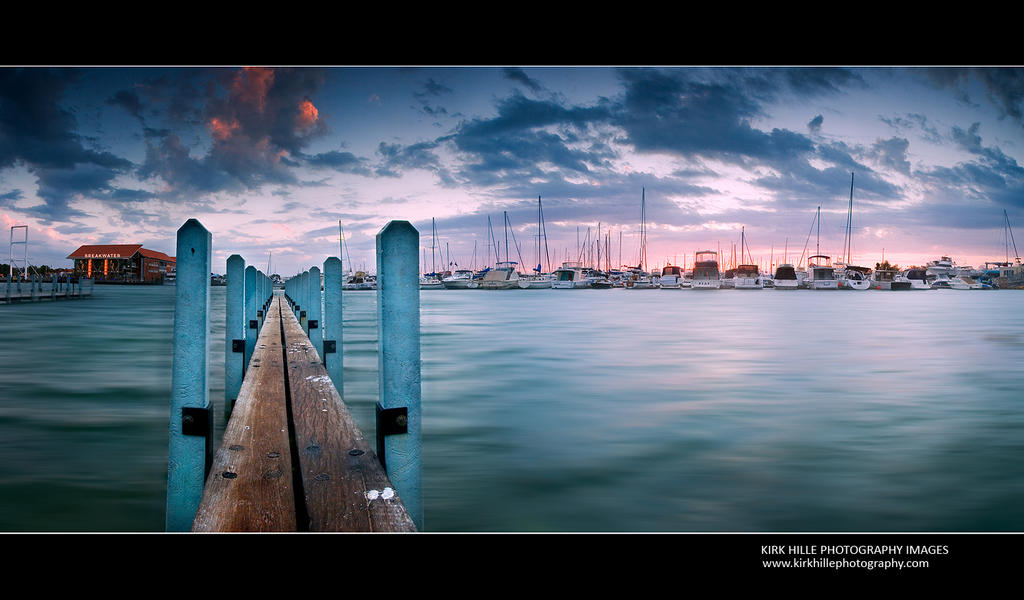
(181, 405, 213, 478)
(249, 319, 258, 329)
(308, 319, 318, 329)
(375, 404, 408, 470)
(232, 339, 244, 353)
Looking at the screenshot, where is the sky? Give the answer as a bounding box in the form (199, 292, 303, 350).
(2, 65, 1023, 276)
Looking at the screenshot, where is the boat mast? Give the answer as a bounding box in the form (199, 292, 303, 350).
(431, 217, 438, 276)
(843, 171, 855, 265)
(539, 196, 551, 273)
(1005, 209, 1020, 262)
(487, 215, 499, 267)
(339, 221, 354, 276)
(536, 197, 542, 272)
(640, 188, 647, 272)
(816, 205, 821, 258)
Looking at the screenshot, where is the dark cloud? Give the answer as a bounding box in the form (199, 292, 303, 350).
(616, 68, 816, 164)
(870, 137, 912, 175)
(0, 189, 22, 208)
(503, 67, 545, 93)
(919, 67, 1024, 125)
(133, 67, 329, 200)
(106, 89, 144, 120)
(808, 114, 824, 133)
(375, 140, 456, 185)
(880, 112, 944, 144)
(304, 150, 372, 175)
(0, 68, 135, 222)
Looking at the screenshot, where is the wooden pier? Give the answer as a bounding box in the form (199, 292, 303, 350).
(1, 277, 94, 304)
(166, 219, 421, 533)
(192, 294, 415, 531)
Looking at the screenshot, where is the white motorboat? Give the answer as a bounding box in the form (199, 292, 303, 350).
(691, 250, 722, 289)
(870, 268, 900, 290)
(518, 273, 554, 289)
(773, 264, 799, 289)
(733, 264, 762, 289)
(839, 265, 872, 290)
(442, 269, 476, 289)
(552, 261, 588, 289)
(896, 268, 931, 290)
(477, 261, 521, 289)
(949, 275, 983, 290)
(659, 265, 684, 289)
(623, 267, 656, 289)
(720, 268, 735, 288)
(926, 256, 955, 278)
(420, 275, 444, 290)
(805, 255, 839, 289)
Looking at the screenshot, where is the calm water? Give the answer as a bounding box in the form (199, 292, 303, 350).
(1, 285, 1023, 532)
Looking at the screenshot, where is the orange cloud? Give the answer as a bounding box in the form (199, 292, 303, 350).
(297, 99, 319, 128)
(234, 67, 275, 113)
(209, 117, 240, 141)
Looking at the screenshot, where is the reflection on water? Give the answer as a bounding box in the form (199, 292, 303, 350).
(1, 286, 1022, 531)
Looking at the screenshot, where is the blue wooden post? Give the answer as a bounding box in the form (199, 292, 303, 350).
(323, 257, 343, 391)
(225, 255, 245, 418)
(166, 218, 213, 532)
(244, 265, 258, 369)
(376, 220, 422, 530)
(300, 270, 309, 331)
(308, 265, 322, 359)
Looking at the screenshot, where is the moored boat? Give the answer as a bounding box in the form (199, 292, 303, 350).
(477, 261, 521, 289)
(896, 267, 931, 290)
(552, 261, 588, 289)
(773, 263, 800, 289)
(442, 269, 476, 289)
(805, 255, 839, 289)
(691, 250, 722, 289)
(839, 265, 872, 290)
(660, 265, 684, 289)
(733, 264, 762, 289)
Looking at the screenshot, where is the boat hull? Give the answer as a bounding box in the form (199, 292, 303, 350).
(691, 278, 722, 289)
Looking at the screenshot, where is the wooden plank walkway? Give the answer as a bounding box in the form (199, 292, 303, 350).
(192, 294, 416, 532)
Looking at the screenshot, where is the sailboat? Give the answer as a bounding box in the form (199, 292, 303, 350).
(478, 212, 522, 289)
(420, 218, 445, 290)
(339, 222, 375, 290)
(624, 188, 656, 289)
(519, 197, 555, 289)
(804, 206, 839, 289)
(733, 227, 762, 289)
(835, 173, 871, 290)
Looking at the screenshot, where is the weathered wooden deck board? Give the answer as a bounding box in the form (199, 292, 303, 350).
(279, 301, 417, 532)
(192, 296, 296, 532)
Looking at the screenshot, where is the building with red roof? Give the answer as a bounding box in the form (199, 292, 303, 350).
(67, 244, 176, 284)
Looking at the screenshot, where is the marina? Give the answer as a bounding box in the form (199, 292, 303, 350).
(3, 218, 1024, 533)
(3, 66, 1024, 554)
